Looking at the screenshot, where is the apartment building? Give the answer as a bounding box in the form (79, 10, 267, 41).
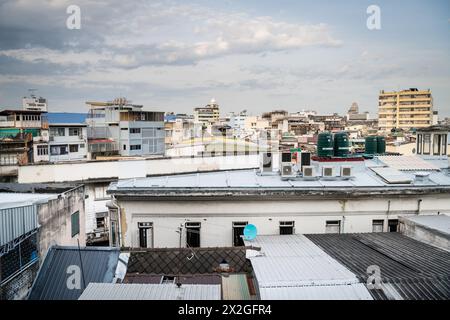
(378, 88, 433, 132)
(86, 98, 165, 158)
(0, 109, 48, 166)
(194, 98, 220, 125)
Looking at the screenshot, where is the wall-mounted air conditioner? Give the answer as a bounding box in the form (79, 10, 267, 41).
(281, 163, 296, 179)
(322, 166, 334, 179)
(302, 166, 315, 178)
(340, 166, 353, 179)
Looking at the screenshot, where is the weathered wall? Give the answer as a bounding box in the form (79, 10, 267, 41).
(37, 186, 86, 257)
(18, 154, 259, 183)
(399, 217, 450, 251)
(118, 194, 450, 248)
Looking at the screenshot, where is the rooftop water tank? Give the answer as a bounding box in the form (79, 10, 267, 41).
(317, 132, 334, 157)
(377, 136, 386, 154)
(365, 136, 378, 155)
(334, 132, 350, 157)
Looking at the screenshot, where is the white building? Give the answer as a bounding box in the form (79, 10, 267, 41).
(106, 154, 450, 249)
(22, 93, 48, 112)
(86, 98, 165, 158)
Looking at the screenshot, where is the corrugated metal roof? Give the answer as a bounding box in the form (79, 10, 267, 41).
(244, 235, 372, 300)
(0, 204, 38, 247)
(403, 215, 450, 235)
(222, 274, 251, 300)
(78, 283, 221, 300)
(306, 233, 450, 300)
(28, 246, 120, 300)
(0, 192, 57, 209)
(46, 112, 87, 125)
(259, 283, 373, 300)
(245, 235, 360, 287)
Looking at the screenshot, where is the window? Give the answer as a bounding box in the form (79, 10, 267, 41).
(433, 134, 441, 155)
(71, 211, 80, 237)
(138, 222, 153, 248)
(130, 128, 141, 134)
(50, 145, 68, 155)
(442, 134, 448, 155)
(160, 276, 175, 284)
(123, 144, 127, 150)
(388, 219, 399, 232)
(372, 220, 384, 233)
(280, 221, 295, 235)
(37, 145, 48, 156)
(79, 144, 85, 149)
(130, 144, 141, 150)
(50, 127, 65, 137)
(69, 128, 81, 136)
(325, 221, 341, 234)
(417, 134, 422, 154)
(69, 144, 79, 153)
(16, 115, 20, 121)
(232, 222, 248, 247)
(185, 222, 201, 248)
(94, 185, 108, 200)
(96, 217, 105, 229)
(423, 134, 431, 155)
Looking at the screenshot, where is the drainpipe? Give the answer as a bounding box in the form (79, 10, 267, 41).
(109, 196, 122, 248)
(417, 199, 422, 215)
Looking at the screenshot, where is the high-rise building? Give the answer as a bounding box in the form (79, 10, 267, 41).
(378, 88, 433, 132)
(194, 98, 220, 124)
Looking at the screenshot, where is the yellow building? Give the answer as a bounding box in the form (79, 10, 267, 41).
(378, 88, 433, 132)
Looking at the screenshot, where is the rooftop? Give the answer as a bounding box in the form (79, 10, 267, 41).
(245, 233, 450, 300)
(125, 247, 252, 276)
(28, 246, 120, 300)
(306, 232, 450, 300)
(78, 283, 221, 300)
(107, 157, 450, 198)
(401, 215, 450, 236)
(46, 112, 88, 126)
(244, 235, 373, 300)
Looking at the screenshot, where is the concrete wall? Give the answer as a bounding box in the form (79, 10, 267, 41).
(17, 154, 259, 183)
(117, 194, 450, 248)
(399, 217, 450, 251)
(37, 185, 86, 257)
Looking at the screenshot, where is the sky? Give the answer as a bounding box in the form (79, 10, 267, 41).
(0, 0, 449, 117)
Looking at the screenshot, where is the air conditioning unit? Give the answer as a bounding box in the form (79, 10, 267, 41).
(341, 166, 353, 178)
(302, 165, 315, 178)
(281, 163, 296, 179)
(322, 166, 334, 178)
(261, 152, 273, 173)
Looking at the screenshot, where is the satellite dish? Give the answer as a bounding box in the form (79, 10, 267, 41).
(243, 224, 258, 241)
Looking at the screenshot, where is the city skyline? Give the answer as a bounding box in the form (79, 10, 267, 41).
(0, 0, 449, 116)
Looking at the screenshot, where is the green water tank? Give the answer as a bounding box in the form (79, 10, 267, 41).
(334, 132, 350, 157)
(365, 136, 378, 155)
(317, 132, 334, 157)
(377, 136, 386, 154)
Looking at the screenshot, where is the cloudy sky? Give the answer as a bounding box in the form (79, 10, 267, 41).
(0, 0, 449, 117)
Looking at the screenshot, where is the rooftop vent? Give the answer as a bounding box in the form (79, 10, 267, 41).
(414, 171, 431, 183)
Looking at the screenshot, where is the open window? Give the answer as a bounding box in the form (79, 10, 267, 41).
(185, 222, 201, 248)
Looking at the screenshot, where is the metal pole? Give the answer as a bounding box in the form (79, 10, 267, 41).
(77, 239, 86, 290)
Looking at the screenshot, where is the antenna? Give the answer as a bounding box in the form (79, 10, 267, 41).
(77, 239, 87, 290)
